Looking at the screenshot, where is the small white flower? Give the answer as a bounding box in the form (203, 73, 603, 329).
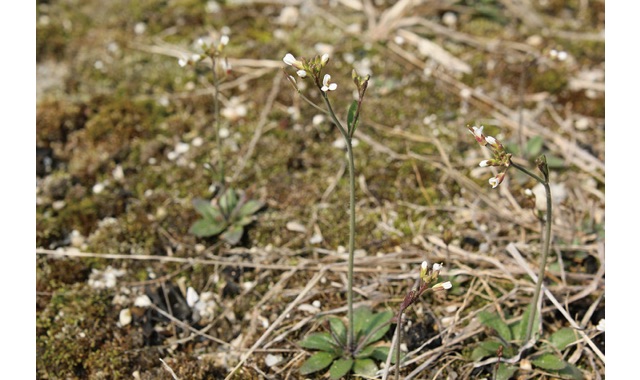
(296, 69, 307, 78)
(220, 35, 229, 46)
(489, 176, 500, 188)
(421, 261, 429, 271)
(178, 58, 188, 67)
(596, 318, 605, 332)
(283, 53, 303, 69)
(470, 125, 484, 138)
(442, 281, 452, 289)
(197, 38, 206, 48)
(485, 136, 497, 145)
(432, 263, 443, 271)
(321, 74, 337, 92)
(479, 160, 490, 167)
(321, 53, 329, 65)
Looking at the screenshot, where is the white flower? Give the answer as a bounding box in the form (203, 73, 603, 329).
(489, 176, 500, 188)
(220, 35, 229, 46)
(296, 69, 307, 78)
(421, 261, 429, 271)
(283, 53, 303, 69)
(432, 263, 443, 271)
(470, 125, 484, 138)
(432, 281, 452, 291)
(178, 58, 188, 67)
(321, 74, 337, 92)
(479, 160, 490, 167)
(441, 281, 452, 290)
(596, 318, 605, 332)
(321, 53, 329, 65)
(485, 136, 497, 145)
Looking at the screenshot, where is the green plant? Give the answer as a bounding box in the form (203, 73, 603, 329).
(382, 261, 452, 380)
(473, 309, 584, 380)
(299, 306, 395, 379)
(189, 187, 263, 245)
(468, 125, 552, 347)
(282, 52, 395, 377)
(179, 35, 264, 246)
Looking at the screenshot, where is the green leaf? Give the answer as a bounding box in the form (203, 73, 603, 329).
(299, 351, 336, 375)
(235, 215, 255, 227)
(495, 363, 518, 380)
(192, 199, 223, 221)
(550, 327, 579, 351)
(347, 100, 358, 135)
(328, 317, 347, 346)
(299, 332, 339, 352)
(219, 188, 238, 216)
(478, 311, 512, 341)
(329, 358, 353, 380)
(355, 344, 377, 359)
(189, 219, 227, 237)
(238, 199, 264, 217)
(532, 353, 567, 371)
(557, 362, 584, 380)
(370, 346, 401, 364)
(526, 136, 544, 157)
(471, 340, 503, 361)
(513, 305, 539, 342)
(353, 306, 373, 339)
(353, 358, 378, 377)
(361, 310, 393, 347)
(220, 224, 244, 245)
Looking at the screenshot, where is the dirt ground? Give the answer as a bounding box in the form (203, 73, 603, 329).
(36, 1, 604, 379)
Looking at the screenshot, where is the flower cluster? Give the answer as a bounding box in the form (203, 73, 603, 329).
(468, 125, 512, 188)
(399, 260, 452, 313)
(178, 34, 231, 75)
(283, 53, 336, 92)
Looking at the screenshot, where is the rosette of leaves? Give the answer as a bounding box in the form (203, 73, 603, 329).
(299, 306, 395, 379)
(472, 309, 584, 380)
(189, 188, 264, 245)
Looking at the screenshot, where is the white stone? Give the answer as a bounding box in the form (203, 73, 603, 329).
(119, 308, 132, 326)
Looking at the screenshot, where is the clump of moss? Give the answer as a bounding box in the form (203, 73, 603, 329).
(37, 284, 127, 377)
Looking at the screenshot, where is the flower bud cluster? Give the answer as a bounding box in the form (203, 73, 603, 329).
(399, 260, 452, 313)
(178, 34, 232, 76)
(467, 125, 512, 188)
(283, 53, 336, 92)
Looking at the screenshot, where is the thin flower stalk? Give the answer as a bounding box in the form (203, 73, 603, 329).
(469, 125, 553, 347)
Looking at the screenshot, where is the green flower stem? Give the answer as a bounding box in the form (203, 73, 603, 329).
(509, 159, 552, 345)
(321, 92, 356, 353)
(212, 56, 225, 187)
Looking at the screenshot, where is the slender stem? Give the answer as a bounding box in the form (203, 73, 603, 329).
(395, 314, 403, 380)
(510, 160, 552, 345)
(212, 57, 225, 186)
(321, 92, 356, 352)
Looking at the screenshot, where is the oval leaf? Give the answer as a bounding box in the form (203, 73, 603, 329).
(238, 199, 264, 217)
(496, 363, 518, 380)
(328, 317, 347, 346)
(299, 351, 336, 375)
(353, 358, 378, 377)
(479, 311, 512, 341)
(220, 224, 244, 245)
(532, 353, 567, 371)
(192, 199, 223, 221)
(300, 332, 339, 352)
(550, 327, 579, 351)
(329, 358, 353, 380)
(362, 310, 393, 347)
(189, 219, 226, 237)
